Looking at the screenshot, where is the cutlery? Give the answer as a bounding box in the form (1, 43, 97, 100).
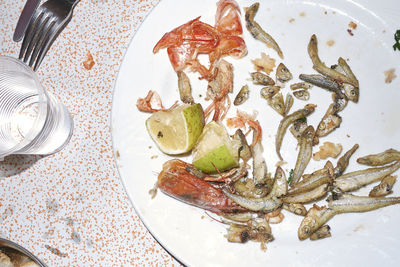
(18, 0, 80, 71)
(13, 0, 41, 42)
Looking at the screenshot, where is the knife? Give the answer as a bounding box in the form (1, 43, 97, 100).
(13, 0, 41, 42)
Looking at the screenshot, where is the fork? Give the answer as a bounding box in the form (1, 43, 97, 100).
(18, 0, 80, 71)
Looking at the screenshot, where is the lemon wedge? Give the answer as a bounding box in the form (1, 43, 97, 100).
(192, 121, 240, 173)
(146, 103, 204, 155)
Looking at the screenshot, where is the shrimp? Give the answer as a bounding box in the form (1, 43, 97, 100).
(136, 90, 178, 113)
(153, 1, 246, 80)
(157, 159, 247, 214)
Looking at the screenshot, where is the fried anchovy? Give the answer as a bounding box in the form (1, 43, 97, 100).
(252, 130, 268, 185)
(276, 63, 292, 82)
(314, 103, 342, 143)
(334, 161, 400, 192)
(299, 74, 345, 99)
(222, 189, 282, 212)
(268, 92, 286, 116)
(282, 203, 307, 216)
(289, 161, 334, 195)
(307, 34, 358, 87)
(291, 126, 315, 185)
(357, 149, 400, 166)
(334, 144, 359, 177)
(275, 104, 316, 160)
(260, 85, 280, 99)
(250, 72, 275, 85)
(298, 193, 400, 240)
(245, 2, 284, 59)
(233, 129, 252, 163)
(331, 63, 359, 102)
(234, 85, 250, 106)
(310, 225, 331, 240)
(290, 82, 313, 90)
(369, 175, 397, 197)
(284, 93, 294, 116)
(177, 71, 194, 104)
(283, 183, 329, 204)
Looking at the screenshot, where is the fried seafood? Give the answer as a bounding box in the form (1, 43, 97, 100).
(245, 2, 284, 58)
(268, 93, 286, 116)
(234, 85, 250, 105)
(260, 86, 280, 99)
(250, 72, 275, 85)
(177, 71, 194, 104)
(275, 104, 316, 160)
(290, 126, 315, 185)
(307, 34, 358, 87)
(334, 144, 359, 178)
(153, 0, 246, 79)
(276, 63, 292, 83)
(334, 161, 400, 192)
(157, 159, 247, 213)
(369, 175, 397, 197)
(357, 149, 400, 166)
(293, 90, 310, 101)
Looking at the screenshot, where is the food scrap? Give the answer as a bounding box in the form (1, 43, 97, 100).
(384, 68, 396, 83)
(313, 141, 342, 161)
(251, 52, 276, 74)
(83, 51, 95, 70)
(348, 21, 357, 30)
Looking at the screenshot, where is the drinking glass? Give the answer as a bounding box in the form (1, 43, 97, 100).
(0, 55, 73, 160)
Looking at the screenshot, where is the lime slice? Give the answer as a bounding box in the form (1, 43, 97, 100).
(146, 103, 204, 155)
(192, 121, 240, 173)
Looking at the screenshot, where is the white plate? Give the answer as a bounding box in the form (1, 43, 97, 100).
(112, 0, 400, 266)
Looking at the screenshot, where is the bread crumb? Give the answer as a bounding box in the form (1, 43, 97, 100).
(151, 155, 158, 159)
(251, 52, 276, 74)
(326, 40, 335, 47)
(348, 21, 357, 30)
(313, 142, 342, 161)
(289, 18, 295, 23)
(299, 12, 306, 17)
(384, 68, 396, 83)
(83, 51, 95, 70)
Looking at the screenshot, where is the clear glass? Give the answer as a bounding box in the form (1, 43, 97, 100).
(0, 55, 73, 160)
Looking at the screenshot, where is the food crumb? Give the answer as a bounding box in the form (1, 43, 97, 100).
(313, 142, 343, 161)
(353, 224, 365, 232)
(251, 52, 276, 74)
(384, 68, 396, 83)
(148, 146, 152, 149)
(324, 11, 328, 15)
(289, 18, 295, 23)
(348, 21, 357, 30)
(346, 134, 350, 138)
(151, 155, 158, 159)
(347, 29, 354, 36)
(83, 51, 95, 70)
(299, 12, 306, 17)
(115, 150, 120, 159)
(326, 39, 335, 47)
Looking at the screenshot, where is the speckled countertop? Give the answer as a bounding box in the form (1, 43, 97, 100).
(0, 0, 179, 265)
